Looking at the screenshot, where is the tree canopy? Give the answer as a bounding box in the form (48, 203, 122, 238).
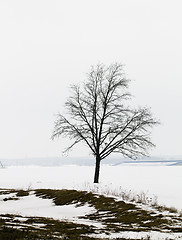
(52, 63, 159, 182)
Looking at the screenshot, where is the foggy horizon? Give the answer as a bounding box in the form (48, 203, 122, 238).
(0, 0, 181, 159)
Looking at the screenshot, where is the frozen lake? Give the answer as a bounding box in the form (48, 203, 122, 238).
(0, 165, 181, 210)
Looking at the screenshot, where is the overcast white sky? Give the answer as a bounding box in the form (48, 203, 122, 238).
(0, 0, 181, 159)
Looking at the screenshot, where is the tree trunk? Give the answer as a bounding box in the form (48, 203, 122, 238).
(94, 155, 101, 183)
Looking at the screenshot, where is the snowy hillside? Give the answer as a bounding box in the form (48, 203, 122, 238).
(0, 164, 182, 239)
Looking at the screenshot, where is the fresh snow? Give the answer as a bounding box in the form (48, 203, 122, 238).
(0, 165, 181, 210)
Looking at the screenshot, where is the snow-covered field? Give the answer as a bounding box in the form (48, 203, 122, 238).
(0, 164, 181, 210)
(0, 164, 182, 239)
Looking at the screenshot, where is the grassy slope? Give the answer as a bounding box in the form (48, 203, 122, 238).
(0, 189, 182, 240)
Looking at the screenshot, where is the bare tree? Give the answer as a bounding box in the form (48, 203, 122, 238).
(52, 63, 159, 183)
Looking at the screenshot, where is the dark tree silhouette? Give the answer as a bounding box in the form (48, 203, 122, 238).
(52, 63, 159, 183)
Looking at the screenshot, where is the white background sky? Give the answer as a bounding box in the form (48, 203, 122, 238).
(0, 0, 181, 159)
